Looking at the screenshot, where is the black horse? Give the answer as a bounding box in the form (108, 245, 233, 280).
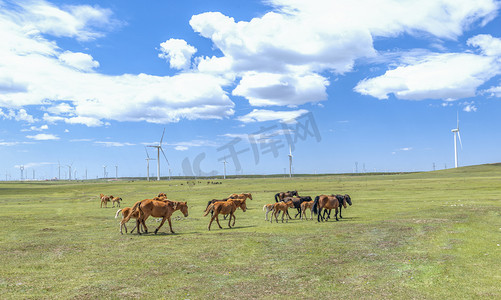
(274, 190, 298, 202)
(322, 194, 352, 220)
(282, 196, 312, 219)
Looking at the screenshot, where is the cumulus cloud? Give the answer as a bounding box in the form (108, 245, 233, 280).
(0, 1, 235, 126)
(463, 102, 478, 112)
(158, 39, 197, 70)
(237, 109, 308, 123)
(0, 108, 37, 123)
(26, 133, 59, 140)
(58, 51, 100, 72)
(232, 72, 329, 106)
(21, 124, 49, 132)
(354, 52, 499, 100)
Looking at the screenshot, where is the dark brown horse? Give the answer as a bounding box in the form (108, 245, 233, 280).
(274, 190, 298, 202)
(204, 198, 247, 230)
(282, 196, 312, 218)
(312, 195, 346, 222)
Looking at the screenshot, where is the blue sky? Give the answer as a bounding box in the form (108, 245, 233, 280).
(1, 0, 501, 180)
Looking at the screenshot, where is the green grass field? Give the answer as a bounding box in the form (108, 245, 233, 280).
(1, 164, 500, 299)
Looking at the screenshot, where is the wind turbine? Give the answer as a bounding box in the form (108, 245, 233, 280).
(451, 112, 463, 168)
(288, 145, 293, 178)
(144, 147, 156, 181)
(147, 128, 170, 181)
(222, 159, 228, 179)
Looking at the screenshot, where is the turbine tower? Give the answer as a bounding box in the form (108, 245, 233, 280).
(147, 128, 170, 181)
(144, 147, 156, 181)
(451, 113, 463, 168)
(222, 159, 228, 179)
(288, 145, 293, 178)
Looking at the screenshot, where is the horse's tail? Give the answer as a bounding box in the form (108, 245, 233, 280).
(274, 193, 279, 202)
(312, 196, 320, 215)
(115, 209, 123, 219)
(122, 201, 141, 223)
(205, 200, 213, 211)
(203, 203, 215, 216)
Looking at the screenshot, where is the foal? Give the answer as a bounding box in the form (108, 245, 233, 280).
(115, 207, 143, 234)
(300, 200, 314, 220)
(271, 200, 294, 223)
(112, 196, 122, 208)
(100, 194, 112, 208)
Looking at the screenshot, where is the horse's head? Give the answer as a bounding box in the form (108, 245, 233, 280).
(177, 201, 189, 217)
(286, 200, 294, 208)
(246, 193, 253, 200)
(303, 196, 312, 202)
(236, 199, 247, 212)
(344, 194, 352, 206)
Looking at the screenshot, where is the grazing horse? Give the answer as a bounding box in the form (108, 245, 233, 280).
(274, 190, 298, 202)
(312, 195, 346, 222)
(323, 194, 353, 220)
(112, 197, 122, 208)
(122, 199, 188, 235)
(228, 193, 253, 200)
(115, 207, 144, 234)
(100, 194, 112, 208)
(271, 200, 294, 223)
(300, 200, 314, 220)
(204, 199, 247, 230)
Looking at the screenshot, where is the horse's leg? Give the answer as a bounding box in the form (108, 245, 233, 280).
(335, 208, 339, 221)
(208, 214, 216, 231)
(232, 212, 236, 227)
(141, 219, 148, 234)
(295, 207, 301, 219)
(154, 217, 167, 234)
(167, 217, 175, 233)
(136, 218, 142, 235)
(215, 214, 223, 229)
(318, 207, 323, 222)
(339, 206, 343, 219)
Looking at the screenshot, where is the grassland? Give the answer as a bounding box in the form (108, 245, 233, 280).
(0, 164, 500, 299)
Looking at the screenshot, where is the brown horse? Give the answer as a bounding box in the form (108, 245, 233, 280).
(112, 196, 122, 208)
(115, 207, 144, 234)
(204, 198, 247, 230)
(312, 195, 347, 222)
(122, 199, 188, 235)
(228, 193, 253, 200)
(100, 194, 113, 208)
(300, 200, 314, 220)
(274, 190, 298, 202)
(271, 200, 294, 223)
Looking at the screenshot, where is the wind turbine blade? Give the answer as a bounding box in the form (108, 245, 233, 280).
(160, 147, 170, 166)
(160, 128, 165, 145)
(457, 131, 463, 149)
(144, 146, 150, 159)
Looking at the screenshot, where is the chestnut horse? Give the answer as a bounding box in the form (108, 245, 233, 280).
(115, 207, 143, 234)
(100, 194, 113, 208)
(112, 196, 122, 208)
(300, 200, 314, 220)
(228, 193, 253, 200)
(122, 199, 188, 235)
(271, 200, 294, 223)
(312, 194, 346, 222)
(204, 198, 247, 230)
(274, 190, 298, 202)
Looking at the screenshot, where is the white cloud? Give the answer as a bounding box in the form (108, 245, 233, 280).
(0, 108, 37, 123)
(174, 146, 189, 151)
(21, 124, 49, 132)
(15, 0, 120, 41)
(467, 34, 501, 56)
(232, 72, 329, 106)
(58, 51, 99, 72)
(26, 133, 59, 140)
(188, 0, 499, 107)
(354, 52, 499, 100)
(463, 102, 478, 112)
(94, 141, 135, 147)
(158, 39, 197, 70)
(0, 2, 235, 126)
(237, 109, 308, 123)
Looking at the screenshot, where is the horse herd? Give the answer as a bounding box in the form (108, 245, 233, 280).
(106, 190, 352, 235)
